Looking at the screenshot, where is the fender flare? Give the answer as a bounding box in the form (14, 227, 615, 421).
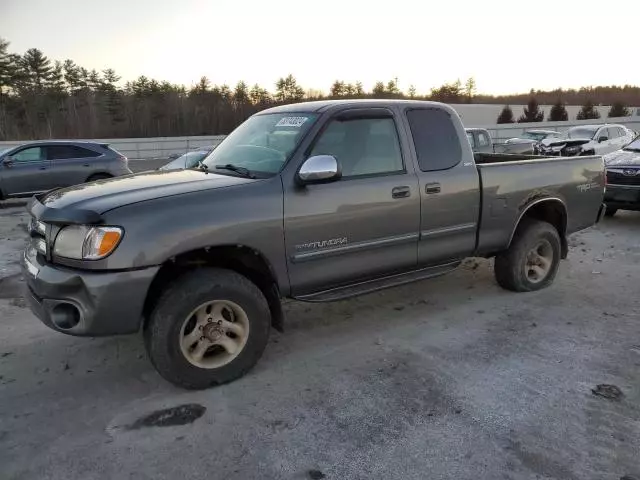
(507, 197, 569, 257)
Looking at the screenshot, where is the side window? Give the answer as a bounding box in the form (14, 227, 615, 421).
(48, 145, 101, 160)
(11, 147, 45, 162)
(478, 132, 490, 147)
(406, 108, 462, 172)
(309, 116, 403, 178)
(606, 127, 618, 139)
(466, 132, 475, 148)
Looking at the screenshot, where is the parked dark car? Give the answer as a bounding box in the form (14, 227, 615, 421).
(0, 141, 131, 199)
(22, 100, 605, 389)
(159, 147, 215, 171)
(602, 135, 640, 216)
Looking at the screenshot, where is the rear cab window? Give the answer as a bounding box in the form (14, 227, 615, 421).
(406, 108, 462, 171)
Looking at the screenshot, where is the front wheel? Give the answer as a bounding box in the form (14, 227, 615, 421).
(144, 268, 271, 389)
(494, 219, 561, 292)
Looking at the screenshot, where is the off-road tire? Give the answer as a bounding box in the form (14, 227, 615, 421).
(144, 268, 271, 389)
(494, 219, 561, 292)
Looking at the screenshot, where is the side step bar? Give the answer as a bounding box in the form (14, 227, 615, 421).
(293, 261, 461, 303)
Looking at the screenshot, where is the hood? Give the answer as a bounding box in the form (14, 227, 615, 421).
(604, 149, 640, 167)
(40, 169, 257, 213)
(540, 137, 592, 148)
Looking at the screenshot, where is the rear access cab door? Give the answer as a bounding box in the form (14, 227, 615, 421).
(401, 107, 481, 266)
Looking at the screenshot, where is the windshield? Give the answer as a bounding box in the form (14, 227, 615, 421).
(202, 113, 318, 175)
(624, 136, 640, 152)
(566, 127, 598, 139)
(523, 131, 552, 141)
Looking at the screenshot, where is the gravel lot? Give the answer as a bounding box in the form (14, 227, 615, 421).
(1, 204, 639, 480)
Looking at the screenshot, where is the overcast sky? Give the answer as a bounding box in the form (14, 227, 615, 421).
(2, 0, 638, 95)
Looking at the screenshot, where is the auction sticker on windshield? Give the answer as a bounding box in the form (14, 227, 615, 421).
(275, 117, 308, 128)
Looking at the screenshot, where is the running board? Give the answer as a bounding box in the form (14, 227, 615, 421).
(293, 261, 461, 303)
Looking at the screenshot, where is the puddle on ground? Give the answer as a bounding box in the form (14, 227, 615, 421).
(125, 404, 206, 430)
(0, 273, 24, 299)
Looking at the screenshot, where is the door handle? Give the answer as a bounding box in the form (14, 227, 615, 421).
(83, 163, 90, 167)
(39, 166, 47, 170)
(392, 186, 411, 199)
(425, 182, 441, 194)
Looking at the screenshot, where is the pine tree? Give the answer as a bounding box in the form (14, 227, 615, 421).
(372, 81, 385, 97)
(497, 105, 515, 124)
(548, 99, 568, 121)
(0, 38, 19, 94)
(608, 102, 630, 118)
(19, 48, 54, 90)
(576, 100, 601, 120)
(330, 80, 345, 97)
(464, 77, 476, 102)
(408, 85, 417, 98)
(518, 97, 544, 122)
(275, 74, 304, 102)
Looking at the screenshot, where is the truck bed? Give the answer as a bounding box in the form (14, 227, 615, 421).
(475, 154, 605, 255)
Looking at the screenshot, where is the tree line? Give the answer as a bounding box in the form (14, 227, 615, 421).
(496, 97, 632, 124)
(0, 37, 638, 140)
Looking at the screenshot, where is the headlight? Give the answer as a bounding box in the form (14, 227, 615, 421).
(53, 225, 123, 260)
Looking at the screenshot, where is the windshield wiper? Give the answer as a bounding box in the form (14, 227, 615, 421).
(215, 164, 256, 179)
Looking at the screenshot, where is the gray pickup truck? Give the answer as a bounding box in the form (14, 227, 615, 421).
(22, 100, 606, 389)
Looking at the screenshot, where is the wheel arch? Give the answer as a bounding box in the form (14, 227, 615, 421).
(508, 197, 568, 259)
(142, 244, 284, 332)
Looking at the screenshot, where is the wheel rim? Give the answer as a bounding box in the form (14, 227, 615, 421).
(179, 300, 250, 369)
(524, 239, 553, 284)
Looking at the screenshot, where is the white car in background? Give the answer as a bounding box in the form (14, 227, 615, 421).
(537, 124, 634, 156)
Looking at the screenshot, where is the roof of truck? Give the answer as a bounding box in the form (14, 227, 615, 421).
(259, 99, 449, 114)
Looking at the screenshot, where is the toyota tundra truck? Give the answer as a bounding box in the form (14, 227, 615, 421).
(21, 100, 606, 389)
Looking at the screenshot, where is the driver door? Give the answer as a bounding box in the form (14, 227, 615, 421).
(1, 146, 52, 196)
(283, 108, 420, 295)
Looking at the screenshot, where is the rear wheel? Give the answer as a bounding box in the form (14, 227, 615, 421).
(144, 268, 271, 389)
(494, 219, 561, 292)
(604, 206, 617, 217)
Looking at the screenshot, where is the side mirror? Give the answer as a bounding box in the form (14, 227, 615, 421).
(2, 157, 14, 167)
(598, 136, 608, 143)
(297, 155, 341, 185)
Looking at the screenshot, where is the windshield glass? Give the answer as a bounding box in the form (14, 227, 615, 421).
(202, 113, 318, 175)
(624, 136, 640, 151)
(522, 131, 552, 141)
(566, 126, 598, 139)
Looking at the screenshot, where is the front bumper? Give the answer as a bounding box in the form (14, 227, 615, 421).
(21, 247, 159, 336)
(604, 184, 640, 211)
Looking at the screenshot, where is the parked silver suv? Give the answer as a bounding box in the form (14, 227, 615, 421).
(0, 141, 132, 199)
